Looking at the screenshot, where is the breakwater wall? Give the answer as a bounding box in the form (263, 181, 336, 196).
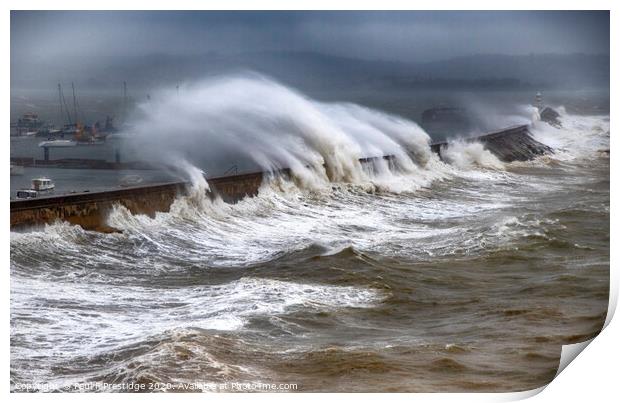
(430, 125, 552, 162)
(11, 125, 551, 232)
(11, 182, 186, 232)
(10, 170, 276, 232)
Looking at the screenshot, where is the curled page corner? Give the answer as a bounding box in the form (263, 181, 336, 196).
(530, 293, 616, 398)
(498, 385, 547, 402)
(604, 282, 618, 328)
(550, 283, 618, 378)
(500, 339, 598, 402)
(552, 291, 615, 381)
(555, 339, 594, 378)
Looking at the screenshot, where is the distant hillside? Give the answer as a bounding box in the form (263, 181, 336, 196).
(415, 53, 609, 89)
(11, 51, 609, 91)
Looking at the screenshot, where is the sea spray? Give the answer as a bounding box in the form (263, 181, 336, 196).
(529, 109, 609, 160)
(440, 141, 505, 170)
(121, 74, 571, 201)
(125, 74, 436, 190)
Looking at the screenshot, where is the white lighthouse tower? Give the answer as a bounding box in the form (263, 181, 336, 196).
(535, 92, 544, 111)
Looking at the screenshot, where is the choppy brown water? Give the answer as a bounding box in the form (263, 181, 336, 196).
(10, 110, 609, 392)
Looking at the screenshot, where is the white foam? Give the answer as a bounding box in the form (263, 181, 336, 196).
(530, 110, 609, 160)
(440, 140, 505, 170)
(10, 275, 385, 369)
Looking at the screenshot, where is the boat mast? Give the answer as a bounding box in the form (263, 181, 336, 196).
(59, 84, 73, 125)
(58, 83, 63, 127)
(71, 82, 78, 125)
(122, 81, 127, 124)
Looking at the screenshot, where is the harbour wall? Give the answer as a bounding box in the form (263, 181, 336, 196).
(430, 124, 552, 162)
(10, 125, 551, 232)
(10, 182, 186, 233)
(10, 170, 273, 232)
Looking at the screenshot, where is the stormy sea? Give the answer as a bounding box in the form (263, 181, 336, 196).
(10, 78, 609, 392)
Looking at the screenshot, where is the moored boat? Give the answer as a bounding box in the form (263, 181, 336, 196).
(38, 139, 77, 148)
(16, 177, 55, 199)
(32, 177, 55, 192)
(119, 175, 144, 187)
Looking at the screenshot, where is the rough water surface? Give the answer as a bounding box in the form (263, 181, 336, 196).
(10, 98, 609, 392)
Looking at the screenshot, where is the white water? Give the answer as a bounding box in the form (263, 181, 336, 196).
(529, 107, 610, 159)
(127, 75, 440, 191)
(439, 141, 505, 170)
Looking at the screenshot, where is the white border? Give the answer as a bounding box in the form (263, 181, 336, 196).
(3, 2, 616, 402)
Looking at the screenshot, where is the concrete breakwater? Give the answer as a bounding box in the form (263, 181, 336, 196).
(10, 170, 275, 232)
(11, 182, 187, 233)
(10, 125, 551, 232)
(430, 125, 552, 162)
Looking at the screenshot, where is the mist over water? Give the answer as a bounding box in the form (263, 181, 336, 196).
(10, 79, 609, 392)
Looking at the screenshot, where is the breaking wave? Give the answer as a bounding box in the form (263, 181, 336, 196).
(126, 75, 445, 192)
(439, 141, 505, 170)
(529, 107, 610, 160)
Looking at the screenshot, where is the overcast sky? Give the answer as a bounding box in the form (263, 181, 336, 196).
(11, 10, 610, 65)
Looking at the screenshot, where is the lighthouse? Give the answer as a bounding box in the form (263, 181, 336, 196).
(535, 92, 544, 111)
